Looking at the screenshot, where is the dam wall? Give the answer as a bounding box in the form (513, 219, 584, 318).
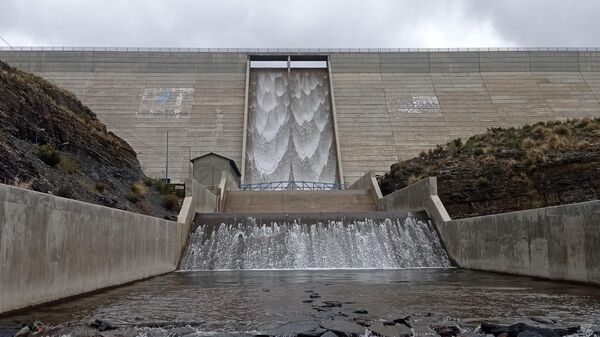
(0, 184, 183, 314)
(2, 48, 600, 184)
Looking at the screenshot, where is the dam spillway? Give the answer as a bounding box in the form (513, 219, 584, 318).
(179, 213, 451, 270)
(245, 68, 339, 184)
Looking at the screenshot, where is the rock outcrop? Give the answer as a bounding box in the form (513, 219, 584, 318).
(0, 59, 178, 218)
(379, 119, 600, 219)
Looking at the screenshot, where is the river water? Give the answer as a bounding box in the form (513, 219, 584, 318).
(2, 269, 600, 336)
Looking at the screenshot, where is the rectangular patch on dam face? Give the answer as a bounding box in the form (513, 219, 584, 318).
(137, 88, 194, 118)
(386, 95, 440, 114)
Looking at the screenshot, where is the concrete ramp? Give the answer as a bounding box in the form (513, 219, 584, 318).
(223, 190, 376, 213)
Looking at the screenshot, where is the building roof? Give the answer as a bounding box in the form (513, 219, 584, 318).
(190, 152, 241, 177)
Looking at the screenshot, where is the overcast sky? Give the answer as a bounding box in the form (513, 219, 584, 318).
(0, 0, 599, 48)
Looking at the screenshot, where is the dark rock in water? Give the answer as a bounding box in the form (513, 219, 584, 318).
(303, 300, 314, 303)
(517, 332, 543, 337)
(480, 323, 567, 337)
(431, 321, 460, 337)
(393, 316, 411, 328)
(369, 321, 412, 337)
(322, 301, 342, 308)
(552, 326, 579, 336)
(262, 288, 271, 292)
(305, 290, 315, 293)
(353, 310, 368, 314)
(382, 321, 395, 326)
(269, 320, 326, 337)
(343, 301, 356, 304)
(90, 319, 117, 332)
(310, 294, 321, 299)
(320, 320, 366, 337)
(321, 332, 338, 337)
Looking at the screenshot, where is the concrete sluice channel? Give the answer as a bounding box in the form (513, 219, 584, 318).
(2, 212, 600, 337)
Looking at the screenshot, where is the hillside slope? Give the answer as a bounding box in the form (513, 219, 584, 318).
(379, 119, 600, 219)
(0, 59, 178, 219)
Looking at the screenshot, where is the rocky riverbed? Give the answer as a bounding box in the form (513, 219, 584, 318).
(1, 269, 599, 337)
(3, 311, 599, 337)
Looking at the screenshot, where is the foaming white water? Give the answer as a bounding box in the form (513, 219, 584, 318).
(179, 215, 451, 271)
(245, 69, 338, 184)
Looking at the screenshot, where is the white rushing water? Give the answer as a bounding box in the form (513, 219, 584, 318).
(180, 215, 451, 270)
(245, 69, 338, 184)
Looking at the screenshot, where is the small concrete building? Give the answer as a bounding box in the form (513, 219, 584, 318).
(191, 152, 241, 192)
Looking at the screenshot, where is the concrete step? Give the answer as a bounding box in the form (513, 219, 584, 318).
(191, 211, 430, 232)
(223, 190, 377, 213)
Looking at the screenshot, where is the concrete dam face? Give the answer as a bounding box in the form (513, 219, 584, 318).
(2, 49, 600, 184)
(245, 69, 338, 184)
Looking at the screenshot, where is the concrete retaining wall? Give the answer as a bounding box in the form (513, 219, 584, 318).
(0, 184, 183, 314)
(438, 200, 600, 285)
(364, 175, 450, 227)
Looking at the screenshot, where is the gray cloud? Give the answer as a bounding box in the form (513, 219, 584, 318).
(0, 0, 598, 48)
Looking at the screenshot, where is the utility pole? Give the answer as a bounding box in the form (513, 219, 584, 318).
(165, 129, 169, 181)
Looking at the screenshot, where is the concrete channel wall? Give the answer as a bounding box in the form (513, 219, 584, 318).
(438, 200, 600, 285)
(373, 173, 600, 285)
(0, 184, 183, 314)
(2, 50, 600, 185)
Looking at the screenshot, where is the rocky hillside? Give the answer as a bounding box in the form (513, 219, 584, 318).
(0, 59, 179, 219)
(379, 119, 600, 219)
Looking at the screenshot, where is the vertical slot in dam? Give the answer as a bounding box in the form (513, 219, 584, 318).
(180, 213, 451, 270)
(245, 68, 339, 184)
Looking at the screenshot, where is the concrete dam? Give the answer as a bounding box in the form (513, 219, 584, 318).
(2, 48, 600, 336)
(2, 48, 600, 185)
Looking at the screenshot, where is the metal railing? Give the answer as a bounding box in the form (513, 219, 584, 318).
(1, 46, 599, 53)
(240, 181, 345, 191)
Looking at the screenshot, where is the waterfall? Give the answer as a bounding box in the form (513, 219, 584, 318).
(180, 214, 451, 270)
(245, 69, 338, 184)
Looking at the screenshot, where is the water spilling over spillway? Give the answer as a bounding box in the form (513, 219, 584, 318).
(180, 213, 451, 270)
(245, 69, 339, 184)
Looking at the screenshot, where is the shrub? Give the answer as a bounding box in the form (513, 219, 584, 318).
(138, 202, 150, 214)
(55, 186, 73, 199)
(521, 138, 536, 149)
(155, 179, 170, 195)
(472, 147, 485, 156)
(452, 138, 462, 148)
(95, 183, 105, 193)
(552, 125, 570, 137)
(58, 154, 78, 174)
(37, 144, 61, 166)
(131, 181, 148, 198)
(126, 193, 140, 203)
(162, 194, 179, 210)
(143, 177, 154, 186)
(532, 126, 551, 140)
(477, 176, 489, 186)
(576, 141, 591, 150)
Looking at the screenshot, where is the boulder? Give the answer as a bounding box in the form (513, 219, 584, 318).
(269, 320, 326, 337)
(368, 322, 411, 337)
(320, 320, 366, 337)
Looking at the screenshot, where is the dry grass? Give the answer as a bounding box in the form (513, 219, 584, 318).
(12, 177, 33, 189)
(131, 181, 148, 198)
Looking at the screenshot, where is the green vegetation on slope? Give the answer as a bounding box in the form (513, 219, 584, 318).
(379, 118, 600, 218)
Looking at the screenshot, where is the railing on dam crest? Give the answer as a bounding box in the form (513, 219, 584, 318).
(240, 181, 345, 191)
